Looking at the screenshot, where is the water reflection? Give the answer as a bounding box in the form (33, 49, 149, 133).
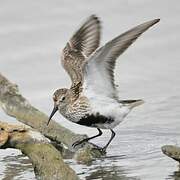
(67, 154, 140, 180)
(2, 152, 180, 180)
(85, 165, 139, 180)
(2, 154, 34, 180)
(2, 152, 139, 180)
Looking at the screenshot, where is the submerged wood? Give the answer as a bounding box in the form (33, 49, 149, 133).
(0, 73, 102, 163)
(0, 121, 79, 180)
(162, 145, 180, 163)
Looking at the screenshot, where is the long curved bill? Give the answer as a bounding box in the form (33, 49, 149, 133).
(47, 105, 58, 125)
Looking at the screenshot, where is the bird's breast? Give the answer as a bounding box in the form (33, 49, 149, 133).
(59, 97, 91, 122)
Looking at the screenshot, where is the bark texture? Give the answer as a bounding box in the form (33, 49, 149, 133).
(0, 73, 86, 151)
(0, 121, 79, 180)
(162, 145, 180, 163)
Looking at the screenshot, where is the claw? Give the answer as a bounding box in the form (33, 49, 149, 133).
(72, 139, 86, 148)
(91, 146, 107, 155)
(100, 147, 107, 153)
(72, 141, 79, 148)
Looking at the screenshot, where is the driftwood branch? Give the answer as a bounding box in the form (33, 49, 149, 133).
(0, 73, 102, 164)
(0, 121, 79, 180)
(162, 145, 180, 164)
(0, 73, 85, 150)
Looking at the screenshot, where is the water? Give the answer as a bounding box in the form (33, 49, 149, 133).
(0, 0, 180, 179)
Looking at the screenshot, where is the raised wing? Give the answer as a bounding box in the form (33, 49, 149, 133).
(61, 15, 101, 87)
(83, 19, 160, 99)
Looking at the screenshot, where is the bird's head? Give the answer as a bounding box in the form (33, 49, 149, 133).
(47, 88, 69, 125)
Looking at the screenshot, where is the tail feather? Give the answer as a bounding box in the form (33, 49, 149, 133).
(119, 99, 144, 109)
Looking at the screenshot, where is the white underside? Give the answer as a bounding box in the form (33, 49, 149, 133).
(83, 91, 131, 129)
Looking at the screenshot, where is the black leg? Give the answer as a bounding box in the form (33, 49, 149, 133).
(72, 128, 102, 148)
(102, 129, 115, 151)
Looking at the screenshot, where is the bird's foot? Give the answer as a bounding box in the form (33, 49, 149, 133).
(72, 139, 87, 148)
(99, 147, 107, 153)
(92, 146, 107, 155)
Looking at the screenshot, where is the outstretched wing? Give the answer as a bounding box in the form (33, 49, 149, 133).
(83, 19, 160, 99)
(61, 15, 101, 87)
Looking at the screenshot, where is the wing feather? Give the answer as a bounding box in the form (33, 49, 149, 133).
(61, 15, 101, 86)
(83, 19, 160, 99)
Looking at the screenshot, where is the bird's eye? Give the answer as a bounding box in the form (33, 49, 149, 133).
(61, 96, 66, 101)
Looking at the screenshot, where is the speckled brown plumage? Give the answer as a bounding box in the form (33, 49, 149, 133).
(61, 15, 101, 87)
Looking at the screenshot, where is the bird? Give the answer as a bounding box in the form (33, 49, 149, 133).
(47, 15, 160, 151)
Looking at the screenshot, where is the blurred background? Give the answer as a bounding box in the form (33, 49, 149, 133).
(0, 0, 180, 179)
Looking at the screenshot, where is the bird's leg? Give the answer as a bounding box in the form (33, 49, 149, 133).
(101, 129, 116, 152)
(72, 128, 102, 148)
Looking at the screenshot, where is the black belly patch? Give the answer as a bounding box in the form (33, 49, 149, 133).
(77, 114, 114, 127)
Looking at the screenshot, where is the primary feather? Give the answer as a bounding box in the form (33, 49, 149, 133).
(61, 15, 101, 87)
(83, 19, 160, 99)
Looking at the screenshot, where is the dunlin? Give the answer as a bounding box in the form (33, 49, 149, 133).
(48, 15, 160, 151)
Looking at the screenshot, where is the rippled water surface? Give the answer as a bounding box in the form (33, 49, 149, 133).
(0, 0, 180, 179)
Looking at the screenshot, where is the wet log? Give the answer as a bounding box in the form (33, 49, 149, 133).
(0, 121, 79, 180)
(162, 145, 180, 163)
(0, 73, 102, 164)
